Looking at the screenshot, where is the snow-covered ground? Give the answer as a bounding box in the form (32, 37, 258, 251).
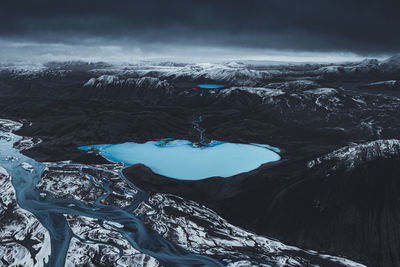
(308, 139, 400, 170)
(143, 194, 366, 267)
(0, 166, 51, 267)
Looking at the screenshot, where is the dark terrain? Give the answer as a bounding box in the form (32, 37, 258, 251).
(1, 58, 400, 266)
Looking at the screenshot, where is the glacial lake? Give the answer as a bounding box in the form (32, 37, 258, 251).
(79, 139, 280, 180)
(198, 84, 225, 89)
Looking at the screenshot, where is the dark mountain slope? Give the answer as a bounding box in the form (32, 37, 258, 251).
(124, 141, 400, 267)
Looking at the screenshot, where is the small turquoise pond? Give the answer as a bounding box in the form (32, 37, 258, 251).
(79, 139, 280, 180)
(198, 84, 225, 89)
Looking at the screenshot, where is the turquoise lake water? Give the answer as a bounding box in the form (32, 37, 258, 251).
(79, 139, 280, 180)
(197, 84, 225, 89)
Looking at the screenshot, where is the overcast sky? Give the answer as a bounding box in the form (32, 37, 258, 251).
(0, 0, 398, 63)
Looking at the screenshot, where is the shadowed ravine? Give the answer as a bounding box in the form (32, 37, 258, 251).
(0, 120, 224, 267)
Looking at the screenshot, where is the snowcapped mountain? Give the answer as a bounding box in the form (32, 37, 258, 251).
(159, 62, 270, 86)
(83, 75, 171, 90)
(308, 139, 400, 170)
(380, 54, 400, 73)
(2, 55, 400, 89)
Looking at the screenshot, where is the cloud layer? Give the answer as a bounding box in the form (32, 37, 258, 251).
(0, 0, 399, 57)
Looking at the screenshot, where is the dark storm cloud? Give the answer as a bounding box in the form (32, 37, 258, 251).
(0, 0, 399, 54)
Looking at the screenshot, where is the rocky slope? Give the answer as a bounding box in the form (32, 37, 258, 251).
(127, 139, 400, 267)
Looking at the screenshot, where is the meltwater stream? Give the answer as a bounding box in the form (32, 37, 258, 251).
(79, 115, 280, 181)
(0, 120, 224, 267)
